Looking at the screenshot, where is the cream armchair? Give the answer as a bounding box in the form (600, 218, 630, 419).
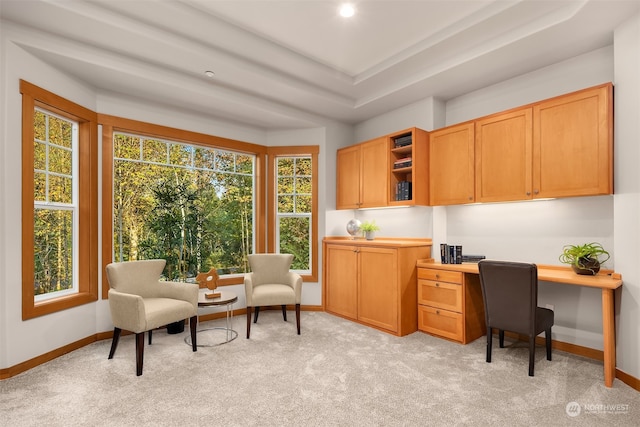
(244, 254, 302, 338)
(105, 259, 199, 376)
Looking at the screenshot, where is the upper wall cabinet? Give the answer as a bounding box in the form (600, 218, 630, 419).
(336, 137, 388, 209)
(533, 83, 613, 198)
(388, 128, 429, 206)
(429, 122, 475, 206)
(475, 108, 533, 203)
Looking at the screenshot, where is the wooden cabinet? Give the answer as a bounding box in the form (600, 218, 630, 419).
(429, 122, 475, 205)
(533, 83, 613, 198)
(475, 108, 533, 202)
(388, 128, 429, 206)
(417, 267, 485, 344)
(323, 238, 431, 336)
(336, 137, 388, 209)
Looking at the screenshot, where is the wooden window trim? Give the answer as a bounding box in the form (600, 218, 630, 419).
(267, 146, 319, 282)
(99, 114, 268, 298)
(21, 80, 98, 320)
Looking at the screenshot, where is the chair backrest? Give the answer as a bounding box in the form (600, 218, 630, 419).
(105, 259, 166, 297)
(478, 260, 538, 335)
(247, 254, 294, 286)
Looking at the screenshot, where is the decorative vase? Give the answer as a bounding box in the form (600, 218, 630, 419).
(572, 257, 600, 275)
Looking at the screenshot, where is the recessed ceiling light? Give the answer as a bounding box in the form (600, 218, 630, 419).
(204, 70, 215, 78)
(339, 3, 355, 18)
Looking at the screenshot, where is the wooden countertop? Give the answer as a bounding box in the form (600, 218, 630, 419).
(323, 236, 432, 248)
(416, 259, 622, 290)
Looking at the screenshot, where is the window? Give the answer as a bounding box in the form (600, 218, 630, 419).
(100, 115, 267, 296)
(111, 132, 255, 280)
(268, 146, 319, 281)
(21, 80, 98, 320)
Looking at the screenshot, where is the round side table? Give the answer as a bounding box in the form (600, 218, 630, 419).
(185, 290, 238, 347)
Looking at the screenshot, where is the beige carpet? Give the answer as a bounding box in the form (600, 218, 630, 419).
(1, 311, 638, 426)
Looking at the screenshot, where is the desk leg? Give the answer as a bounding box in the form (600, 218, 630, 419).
(602, 288, 616, 388)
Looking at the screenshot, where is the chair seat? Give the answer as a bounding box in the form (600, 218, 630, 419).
(252, 284, 296, 306)
(143, 298, 196, 332)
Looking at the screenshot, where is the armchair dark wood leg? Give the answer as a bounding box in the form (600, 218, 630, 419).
(190, 315, 198, 352)
(486, 327, 492, 363)
(148, 330, 152, 345)
(253, 306, 260, 323)
(246, 306, 252, 339)
(546, 328, 552, 361)
(136, 332, 145, 376)
(499, 329, 505, 348)
(108, 327, 121, 359)
(282, 305, 287, 322)
(528, 335, 536, 376)
(295, 304, 300, 335)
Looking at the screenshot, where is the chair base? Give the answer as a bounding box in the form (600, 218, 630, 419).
(108, 315, 198, 376)
(246, 304, 300, 338)
(486, 327, 553, 377)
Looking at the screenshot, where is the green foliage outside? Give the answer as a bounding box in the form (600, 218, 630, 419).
(113, 134, 254, 281)
(33, 110, 75, 295)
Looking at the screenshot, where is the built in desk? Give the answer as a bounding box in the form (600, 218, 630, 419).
(416, 259, 623, 388)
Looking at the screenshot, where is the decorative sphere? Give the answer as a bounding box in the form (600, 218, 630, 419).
(346, 219, 362, 237)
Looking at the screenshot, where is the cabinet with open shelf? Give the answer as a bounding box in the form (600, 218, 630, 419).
(388, 128, 429, 206)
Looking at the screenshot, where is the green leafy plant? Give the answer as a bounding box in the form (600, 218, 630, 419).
(559, 242, 610, 271)
(360, 220, 380, 232)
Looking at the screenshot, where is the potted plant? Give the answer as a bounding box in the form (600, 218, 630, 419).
(559, 242, 610, 275)
(360, 220, 380, 240)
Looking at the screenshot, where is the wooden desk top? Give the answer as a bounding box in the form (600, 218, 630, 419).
(416, 259, 622, 290)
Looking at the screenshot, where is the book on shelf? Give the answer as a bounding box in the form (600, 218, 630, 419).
(394, 134, 412, 147)
(393, 157, 412, 169)
(395, 181, 412, 201)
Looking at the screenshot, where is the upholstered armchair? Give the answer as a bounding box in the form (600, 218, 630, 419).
(105, 259, 199, 376)
(244, 254, 302, 338)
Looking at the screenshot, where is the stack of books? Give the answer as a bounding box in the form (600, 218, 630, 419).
(395, 181, 412, 201)
(439, 244, 486, 264)
(393, 157, 412, 169)
(394, 134, 412, 148)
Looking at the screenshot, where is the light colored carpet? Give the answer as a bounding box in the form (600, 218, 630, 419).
(1, 311, 638, 426)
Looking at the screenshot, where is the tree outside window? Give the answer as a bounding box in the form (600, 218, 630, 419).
(112, 133, 254, 280)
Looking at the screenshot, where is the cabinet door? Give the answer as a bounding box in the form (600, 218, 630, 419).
(429, 123, 475, 205)
(325, 244, 358, 320)
(475, 108, 533, 202)
(336, 145, 361, 209)
(358, 247, 398, 333)
(533, 84, 613, 198)
(360, 137, 388, 208)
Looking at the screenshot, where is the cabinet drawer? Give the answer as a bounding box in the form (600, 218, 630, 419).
(418, 268, 462, 283)
(418, 279, 462, 312)
(418, 305, 463, 342)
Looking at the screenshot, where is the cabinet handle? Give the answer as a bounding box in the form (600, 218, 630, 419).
(526, 191, 531, 196)
(468, 196, 472, 200)
(436, 310, 440, 315)
(534, 189, 539, 195)
(435, 283, 440, 287)
(435, 274, 440, 279)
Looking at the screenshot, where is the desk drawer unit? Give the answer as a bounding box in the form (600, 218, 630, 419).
(417, 267, 486, 344)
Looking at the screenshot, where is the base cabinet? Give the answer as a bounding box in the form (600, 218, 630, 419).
(324, 238, 431, 336)
(417, 267, 486, 344)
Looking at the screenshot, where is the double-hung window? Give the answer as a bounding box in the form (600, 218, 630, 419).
(21, 80, 98, 319)
(268, 147, 319, 281)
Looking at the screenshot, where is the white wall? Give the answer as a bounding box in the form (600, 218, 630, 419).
(613, 13, 640, 380)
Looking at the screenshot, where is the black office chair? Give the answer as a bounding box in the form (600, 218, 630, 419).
(478, 260, 554, 376)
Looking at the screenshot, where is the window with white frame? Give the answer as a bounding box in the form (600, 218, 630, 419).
(275, 156, 312, 273)
(33, 108, 79, 301)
